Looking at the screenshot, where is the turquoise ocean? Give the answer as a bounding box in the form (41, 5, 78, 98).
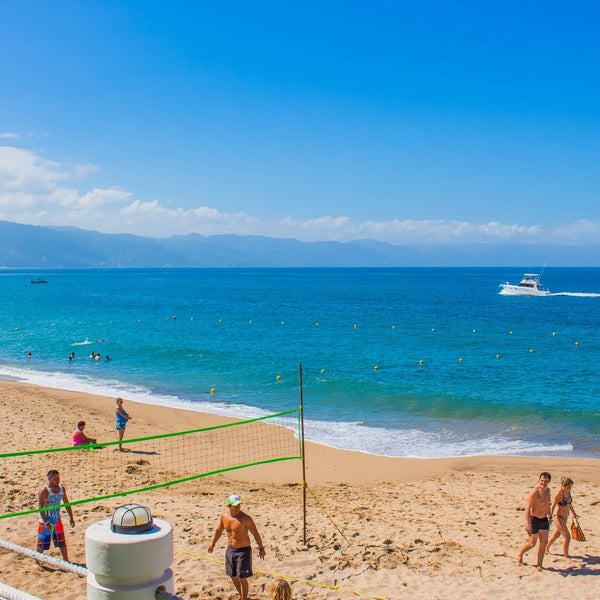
(1, 267, 599, 459)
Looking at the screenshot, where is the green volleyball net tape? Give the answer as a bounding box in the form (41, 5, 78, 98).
(0, 408, 302, 520)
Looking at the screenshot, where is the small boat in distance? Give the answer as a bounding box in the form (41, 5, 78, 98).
(30, 278, 48, 284)
(499, 273, 550, 296)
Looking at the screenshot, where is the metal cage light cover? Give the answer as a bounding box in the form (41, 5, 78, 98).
(111, 504, 154, 534)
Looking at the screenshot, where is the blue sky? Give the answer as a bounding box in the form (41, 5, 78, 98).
(1, 1, 599, 244)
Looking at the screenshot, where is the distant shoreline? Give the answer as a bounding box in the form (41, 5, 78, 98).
(1, 219, 600, 268)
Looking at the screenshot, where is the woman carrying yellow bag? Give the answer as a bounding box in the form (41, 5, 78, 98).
(546, 477, 582, 562)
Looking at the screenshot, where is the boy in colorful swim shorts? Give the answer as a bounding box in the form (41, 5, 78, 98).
(37, 469, 75, 562)
(207, 494, 266, 600)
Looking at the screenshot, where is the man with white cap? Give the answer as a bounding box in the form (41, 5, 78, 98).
(208, 493, 266, 600)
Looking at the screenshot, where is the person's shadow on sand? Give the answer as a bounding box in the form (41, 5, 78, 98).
(553, 554, 600, 576)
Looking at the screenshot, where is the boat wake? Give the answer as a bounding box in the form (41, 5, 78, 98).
(550, 292, 600, 298)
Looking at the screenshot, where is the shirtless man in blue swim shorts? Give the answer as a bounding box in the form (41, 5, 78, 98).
(518, 472, 552, 570)
(208, 494, 265, 600)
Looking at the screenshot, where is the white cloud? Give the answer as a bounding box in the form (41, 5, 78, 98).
(551, 219, 600, 244)
(115, 200, 258, 237)
(0, 132, 21, 139)
(78, 188, 132, 209)
(0, 145, 598, 245)
(275, 217, 545, 244)
(0, 147, 68, 210)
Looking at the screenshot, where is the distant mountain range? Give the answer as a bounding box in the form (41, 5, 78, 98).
(0, 220, 597, 267)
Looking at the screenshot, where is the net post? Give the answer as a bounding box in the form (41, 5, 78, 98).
(299, 362, 307, 546)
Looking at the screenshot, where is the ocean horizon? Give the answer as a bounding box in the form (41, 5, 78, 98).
(1, 267, 599, 459)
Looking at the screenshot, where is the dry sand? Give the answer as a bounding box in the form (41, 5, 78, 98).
(0, 380, 598, 599)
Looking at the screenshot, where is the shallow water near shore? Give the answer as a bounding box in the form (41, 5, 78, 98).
(1, 267, 599, 458)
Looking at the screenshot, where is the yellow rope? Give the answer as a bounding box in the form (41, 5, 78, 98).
(174, 548, 388, 599)
(304, 481, 351, 546)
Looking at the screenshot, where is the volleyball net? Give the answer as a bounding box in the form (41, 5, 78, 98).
(0, 408, 303, 521)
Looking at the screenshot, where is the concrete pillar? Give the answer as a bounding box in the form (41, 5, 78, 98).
(85, 514, 174, 599)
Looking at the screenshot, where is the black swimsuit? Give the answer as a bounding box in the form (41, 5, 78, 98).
(530, 516, 549, 533)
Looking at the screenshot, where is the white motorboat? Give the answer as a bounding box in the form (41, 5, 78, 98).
(499, 273, 550, 296)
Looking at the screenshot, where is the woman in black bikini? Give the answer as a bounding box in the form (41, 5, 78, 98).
(546, 476, 578, 561)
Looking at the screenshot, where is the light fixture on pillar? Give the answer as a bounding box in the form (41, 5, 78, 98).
(111, 504, 154, 534)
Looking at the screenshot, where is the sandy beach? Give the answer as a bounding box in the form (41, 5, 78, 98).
(0, 380, 598, 599)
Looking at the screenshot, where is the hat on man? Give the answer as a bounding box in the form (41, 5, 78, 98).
(227, 494, 242, 506)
